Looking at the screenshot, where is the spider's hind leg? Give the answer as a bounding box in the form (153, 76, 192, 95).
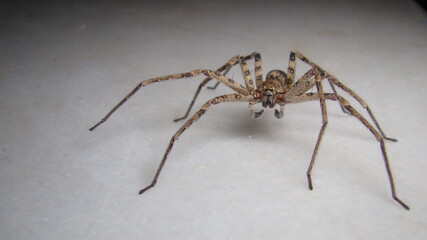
(295, 75, 409, 210)
(90, 69, 248, 131)
(306, 72, 329, 191)
(173, 67, 231, 122)
(328, 74, 398, 142)
(139, 94, 254, 195)
(327, 78, 351, 114)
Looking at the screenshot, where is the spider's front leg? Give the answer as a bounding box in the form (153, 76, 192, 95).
(306, 72, 328, 191)
(334, 95, 409, 210)
(89, 69, 249, 131)
(287, 69, 409, 210)
(139, 94, 255, 194)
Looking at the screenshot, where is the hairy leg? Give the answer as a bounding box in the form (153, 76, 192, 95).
(306, 72, 328, 190)
(286, 86, 408, 210)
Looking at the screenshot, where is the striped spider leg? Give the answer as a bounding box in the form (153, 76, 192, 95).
(281, 52, 409, 210)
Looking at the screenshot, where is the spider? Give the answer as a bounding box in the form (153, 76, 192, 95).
(90, 51, 409, 210)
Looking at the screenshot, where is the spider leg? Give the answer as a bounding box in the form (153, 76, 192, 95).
(253, 52, 263, 87)
(287, 51, 297, 83)
(139, 94, 255, 194)
(240, 56, 256, 91)
(335, 95, 409, 210)
(293, 50, 397, 142)
(284, 68, 316, 98)
(286, 93, 338, 103)
(175, 52, 262, 122)
(288, 77, 409, 210)
(305, 73, 329, 192)
(89, 69, 248, 131)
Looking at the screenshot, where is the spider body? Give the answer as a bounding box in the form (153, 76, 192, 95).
(90, 51, 409, 210)
(257, 70, 287, 109)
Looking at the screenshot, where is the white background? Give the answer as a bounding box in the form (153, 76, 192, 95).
(1, 0, 426, 239)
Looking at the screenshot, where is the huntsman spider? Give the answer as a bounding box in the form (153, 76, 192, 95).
(90, 51, 409, 210)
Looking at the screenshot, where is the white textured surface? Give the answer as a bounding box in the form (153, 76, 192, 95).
(1, 0, 426, 239)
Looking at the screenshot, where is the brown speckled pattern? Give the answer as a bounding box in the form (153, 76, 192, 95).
(90, 51, 409, 210)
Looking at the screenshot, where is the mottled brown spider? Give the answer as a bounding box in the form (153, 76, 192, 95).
(90, 51, 409, 210)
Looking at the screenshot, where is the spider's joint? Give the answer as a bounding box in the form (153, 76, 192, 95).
(289, 52, 296, 60)
(311, 68, 317, 75)
(319, 71, 326, 78)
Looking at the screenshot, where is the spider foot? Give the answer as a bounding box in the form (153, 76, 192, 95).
(139, 184, 154, 195)
(89, 120, 105, 131)
(307, 175, 314, 190)
(385, 137, 398, 142)
(393, 195, 410, 210)
(173, 116, 187, 122)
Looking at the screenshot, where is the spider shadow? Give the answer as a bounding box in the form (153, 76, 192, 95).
(207, 106, 319, 150)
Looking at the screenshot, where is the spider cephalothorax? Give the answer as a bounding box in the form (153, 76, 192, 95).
(258, 70, 287, 108)
(253, 70, 293, 118)
(90, 51, 409, 210)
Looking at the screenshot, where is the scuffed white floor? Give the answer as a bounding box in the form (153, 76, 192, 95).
(1, 0, 427, 239)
